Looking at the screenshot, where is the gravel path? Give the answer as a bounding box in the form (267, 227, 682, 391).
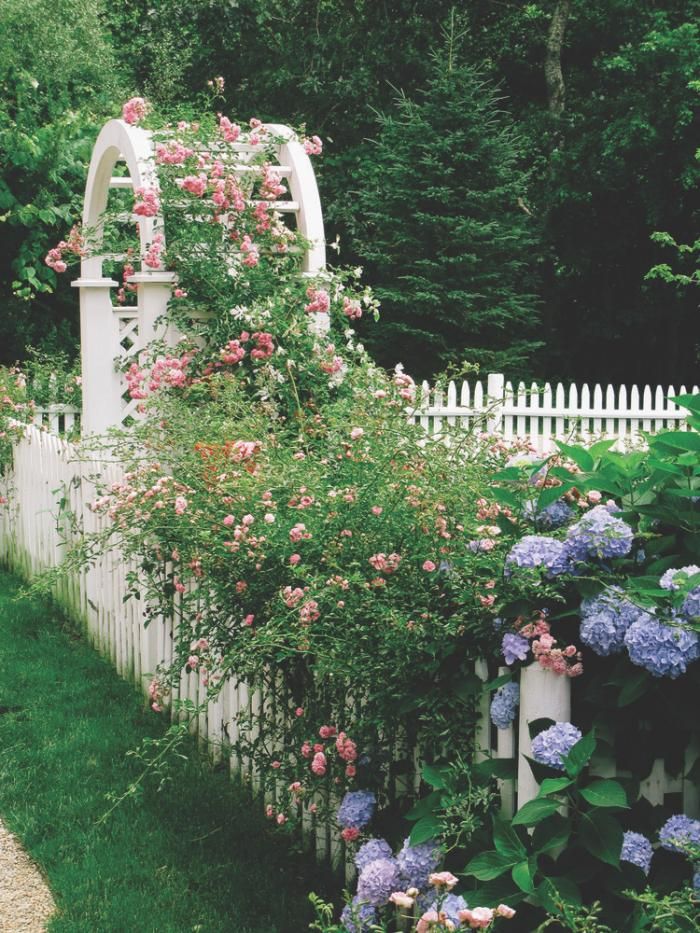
(0, 820, 55, 932)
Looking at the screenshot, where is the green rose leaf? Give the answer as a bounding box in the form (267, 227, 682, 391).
(579, 779, 629, 809)
(512, 798, 561, 827)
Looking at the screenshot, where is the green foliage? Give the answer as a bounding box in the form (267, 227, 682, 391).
(0, 0, 125, 362)
(350, 27, 542, 378)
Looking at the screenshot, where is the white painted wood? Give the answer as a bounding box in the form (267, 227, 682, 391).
(517, 665, 571, 807)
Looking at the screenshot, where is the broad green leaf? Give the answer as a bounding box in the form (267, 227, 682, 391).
(512, 798, 560, 827)
(532, 813, 571, 854)
(579, 811, 623, 867)
(405, 790, 442, 821)
(465, 850, 517, 881)
(535, 877, 582, 915)
(409, 815, 442, 846)
(580, 779, 629, 809)
(555, 440, 594, 471)
(492, 815, 527, 861)
(564, 731, 596, 778)
(474, 758, 517, 781)
(618, 669, 650, 707)
(528, 717, 556, 740)
(422, 763, 449, 789)
(537, 484, 574, 508)
(537, 777, 574, 797)
(511, 857, 537, 894)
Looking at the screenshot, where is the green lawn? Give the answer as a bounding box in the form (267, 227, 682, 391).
(0, 568, 319, 932)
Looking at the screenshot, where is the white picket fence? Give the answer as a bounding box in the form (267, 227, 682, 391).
(33, 404, 81, 437)
(410, 373, 699, 452)
(0, 425, 697, 870)
(31, 375, 698, 454)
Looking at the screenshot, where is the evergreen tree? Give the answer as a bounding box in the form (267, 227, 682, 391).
(352, 25, 543, 379)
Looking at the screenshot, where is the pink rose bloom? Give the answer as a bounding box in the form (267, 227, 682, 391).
(122, 96, 148, 124)
(186, 655, 199, 670)
(295, 707, 304, 717)
(301, 741, 312, 758)
(311, 752, 327, 775)
(350, 427, 364, 440)
(496, 904, 516, 919)
(416, 911, 440, 933)
(587, 490, 602, 503)
(289, 554, 301, 565)
(289, 781, 302, 792)
(345, 764, 356, 778)
(271, 760, 281, 769)
(319, 725, 336, 739)
(243, 614, 255, 626)
(265, 804, 274, 818)
(308, 803, 318, 814)
(276, 813, 287, 825)
(428, 871, 458, 890)
(371, 506, 383, 515)
(422, 560, 436, 572)
(458, 907, 494, 928)
(174, 496, 188, 515)
(389, 892, 414, 909)
(223, 515, 235, 526)
(341, 827, 360, 842)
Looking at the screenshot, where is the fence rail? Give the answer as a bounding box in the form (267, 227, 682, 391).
(32, 404, 81, 437)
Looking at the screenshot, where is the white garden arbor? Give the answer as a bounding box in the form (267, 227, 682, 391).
(73, 118, 326, 436)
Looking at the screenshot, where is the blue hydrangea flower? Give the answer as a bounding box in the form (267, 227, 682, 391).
(565, 505, 634, 562)
(682, 587, 700, 620)
(505, 535, 570, 577)
(660, 566, 700, 591)
(659, 814, 700, 854)
(621, 831, 653, 875)
(337, 790, 376, 829)
(579, 587, 649, 656)
(523, 497, 574, 530)
(340, 896, 377, 932)
(502, 632, 530, 666)
(421, 894, 468, 926)
(355, 838, 393, 873)
(356, 857, 400, 906)
(531, 722, 582, 771)
(490, 682, 520, 730)
(396, 837, 441, 891)
(624, 618, 700, 678)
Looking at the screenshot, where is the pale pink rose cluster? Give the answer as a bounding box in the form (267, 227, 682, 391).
(122, 96, 149, 125)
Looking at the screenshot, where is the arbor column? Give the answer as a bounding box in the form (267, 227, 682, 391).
(128, 271, 177, 347)
(72, 277, 120, 437)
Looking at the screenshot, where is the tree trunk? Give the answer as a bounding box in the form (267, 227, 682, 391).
(545, 0, 572, 117)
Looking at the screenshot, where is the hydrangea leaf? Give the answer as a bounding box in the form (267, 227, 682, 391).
(409, 815, 442, 846)
(580, 779, 629, 809)
(617, 668, 650, 707)
(492, 815, 527, 861)
(511, 798, 560, 827)
(537, 777, 574, 797)
(465, 850, 518, 880)
(535, 877, 582, 915)
(474, 758, 517, 781)
(563, 731, 596, 778)
(532, 813, 571, 854)
(579, 811, 623, 867)
(555, 441, 594, 472)
(511, 857, 537, 894)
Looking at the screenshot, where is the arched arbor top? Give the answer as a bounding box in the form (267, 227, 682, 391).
(74, 115, 327, 435)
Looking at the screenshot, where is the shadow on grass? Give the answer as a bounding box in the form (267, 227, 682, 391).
(0, 569, 338, 932)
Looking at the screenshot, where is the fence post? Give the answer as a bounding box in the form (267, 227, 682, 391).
(517, 664, 571, 807)
(72, 277, 121, 437)
(486, 373, 505, 434)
